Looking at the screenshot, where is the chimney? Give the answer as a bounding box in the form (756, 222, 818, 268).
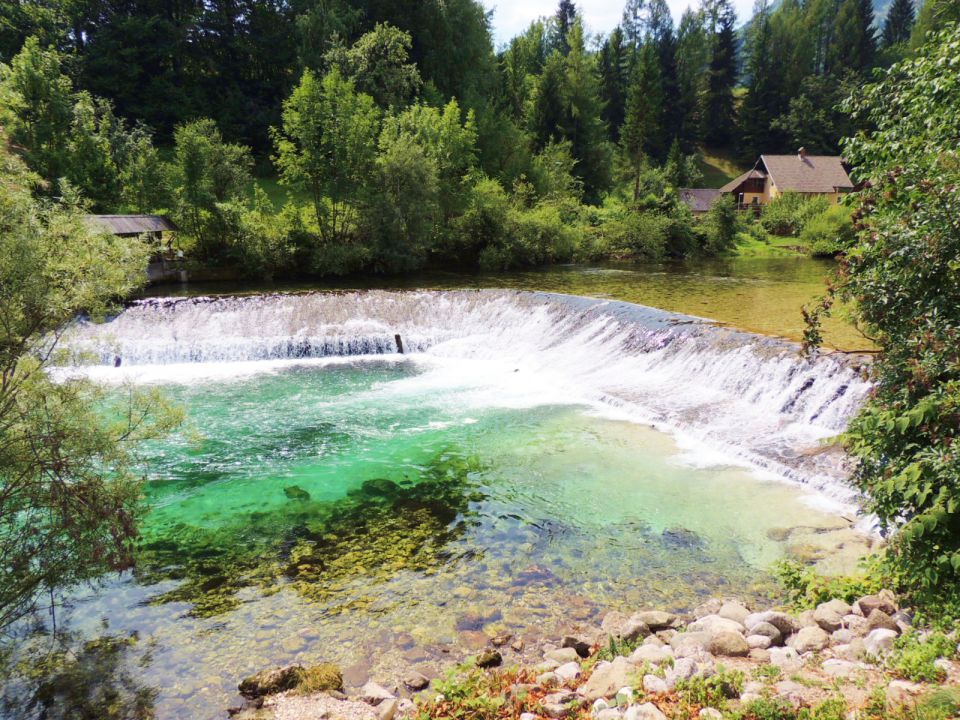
(798, 147, 807, 160)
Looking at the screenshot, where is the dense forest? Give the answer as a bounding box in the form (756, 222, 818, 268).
(2, 0, 955, 278)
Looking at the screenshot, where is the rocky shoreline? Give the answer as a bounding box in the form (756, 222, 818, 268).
(228, 590, 959, 720)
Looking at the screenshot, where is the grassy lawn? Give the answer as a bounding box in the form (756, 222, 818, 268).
(251, 176, 311, 210)
(695, 146, 746, 188)
(734, 229, 810, 257)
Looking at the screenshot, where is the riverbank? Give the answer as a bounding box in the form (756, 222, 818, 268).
(231, 591, 960, 720)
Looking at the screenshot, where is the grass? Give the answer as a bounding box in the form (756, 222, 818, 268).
(251, 175, 311, 209)
(733, 230, 810, 258)
(695, 145, 747, 189)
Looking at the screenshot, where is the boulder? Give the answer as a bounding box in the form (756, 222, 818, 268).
(631, 611, 677, 631)
(866, 609, 900, 633)
(537, 672, 559, 687)
(769, 647, 802, 672)
(857, 594, 897, 617)
(379, 698, 399, 720)
(628, 645, 673, 666)
(707, 631, 749, 657)
(813, 604, 845, 633)
(403, 672, 430, 691)
(238, 665, 304, 698)
(555, 662, 582, 683)
(669, 632, 712, 657)
(821, 659, 860, 679)
(624, 703, 667, 720)
(562, 636, 592, 658)
(830, 629, 854, 645)
(693, 599, 723, 619)
(789, 626, 830, 654)
(843, 614, 869, 636)
(476, 650, 502, 669)
(745, 611, 800, 637)
(718, 601, 750, 625)
(688, 615, 746, 636)
(546, 648, 582, 664)
(747, 635, 772, 650)
(864, 629, 898, 658)
(834, 638, 867, 662)
(886, 680, 923, 708)
(578, 657, 635, 701)
(601, 611, 651, 643)
(360, 682, 397, 706)
(748, 648, 771, 663)
(643, 674, 669, 694)
(748, 622, 783, 645)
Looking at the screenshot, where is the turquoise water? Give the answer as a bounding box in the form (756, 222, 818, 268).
(8, 354, 868, 719)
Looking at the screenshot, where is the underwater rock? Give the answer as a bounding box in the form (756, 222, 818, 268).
(283, 485, 311, 501)
(660, 526, 705, 550)
(360, 478, 402, 498)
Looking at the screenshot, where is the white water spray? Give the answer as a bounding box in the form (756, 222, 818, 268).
(62, 290, 872, 504)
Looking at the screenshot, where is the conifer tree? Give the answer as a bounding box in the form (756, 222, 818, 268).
(554, 0, 577, 54)
(702, 0, 737, 147)
(882, 0, 915, 47)
(599, 27, 630, 140)
(739, 0, 777, 158)
(621, 42, 663, 198)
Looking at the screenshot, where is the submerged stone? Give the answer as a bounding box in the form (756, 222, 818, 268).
(283, 485, 311, 501)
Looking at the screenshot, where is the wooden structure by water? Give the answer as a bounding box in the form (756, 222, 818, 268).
(85, 214, 185, 283)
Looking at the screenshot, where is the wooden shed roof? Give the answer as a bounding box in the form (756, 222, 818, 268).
(85, 214, 178, 235)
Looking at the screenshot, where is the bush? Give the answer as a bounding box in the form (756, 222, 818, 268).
(760, 192, 830, 236)
(701, 194, 741, 254)
(886, 631, 956, 683)
(479, 202, 580, 270)
(800, 204, 854, 257)
(774, 559, 887, 610)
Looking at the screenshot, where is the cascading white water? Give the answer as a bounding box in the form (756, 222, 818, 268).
(62, 289, 872, 503)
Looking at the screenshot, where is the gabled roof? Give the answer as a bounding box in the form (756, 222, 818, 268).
(85, 214, 178, 235)
(719, 169, 766, 193)
(679, 188, 721, 213)
(759, 155, 854, 193)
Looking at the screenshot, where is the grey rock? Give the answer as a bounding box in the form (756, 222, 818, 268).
(361, 682, 397, 706)
(707, 631, 749, 657)
(747, 635, 772, 650)
(632, 611, 677, 630)
(864, 628, 898, 657)
(578, 657, 634, 701)
(403, 673, 430, 692)
(769, 646, 802, 671)
(830, 629, 854, 645)
(628, 645, 673, 666)
(601, 611, 650, 643)
(562, 636, 592, 658)
(866, 609, 900, 633)
(746, 611, 800, 637)
(693, 599, 724, 619)
(749, 622, 783, 645)
(592, 699, 611, 715)
(538, 671, 560, 686)
(596, 710, 623, 720)
(821, 659, 860, 678)
(843, 614, 869, 636)
(886, 680, 923, 707)
(812, 605, 844, 633)
(546, 648, 582, 664)
(379, 699, 399, 720)
(789, 626, 830, 654)
(688, 614, 746, 636)
(555, 662, 582, 683)
(748, 648, 771, 663)
(718, 602, 750, 625)
(624, 703, 667, 720)
(669, 631, 711, 657)
(857, 594, 897, 617)
(642, 675, 668, 694)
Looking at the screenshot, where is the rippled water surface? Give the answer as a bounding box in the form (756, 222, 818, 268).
(142, 258, 866, 349)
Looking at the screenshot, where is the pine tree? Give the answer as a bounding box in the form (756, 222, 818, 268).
(829, 0, 875, 72)
(675, 8, 709, 150)
(882, 0, 915, 47)
(622, 0, 646, 49)
(621, 42, 663, 199)
(599, 27, 630, 141)
(554, 0, 577, 54)
(739, 0, 777, 158)
(702, 0, 737, 147)
(648, 0, 681, 160)
(530, 52, 568, 149)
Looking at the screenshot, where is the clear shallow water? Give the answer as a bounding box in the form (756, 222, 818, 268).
(7, 289, 874, 719)
(18, 358, 863, 719)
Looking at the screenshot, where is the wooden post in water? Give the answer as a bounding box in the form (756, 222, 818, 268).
(394, 334, 404, 354)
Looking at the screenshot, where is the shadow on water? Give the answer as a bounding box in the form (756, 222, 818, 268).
(134, 450, 486, 618)
(1, 630, 158, 720)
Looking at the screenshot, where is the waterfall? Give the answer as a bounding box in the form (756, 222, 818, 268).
(61, 289, 872, 502)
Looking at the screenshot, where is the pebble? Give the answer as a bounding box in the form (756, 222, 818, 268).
(555, 662, 582, 683)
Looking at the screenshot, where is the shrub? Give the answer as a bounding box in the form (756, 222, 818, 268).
(800, 204, 854, 257)
(760, 192, 830, 236)
(886, 631, 955, 683)
(774, 559, 887, 610)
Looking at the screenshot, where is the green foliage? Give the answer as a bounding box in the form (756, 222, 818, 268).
(169, 119, 253, 262)
(701, 194, 741, 254)
(800, 204, 854, 257)
(273, 68, 380, 244)
(760, 192, 831, 237)
(806, 23, 960, 599)
(886, 632, 956, 683)
(324, 24, 422, 109)
(0, 133, 181, 630)
(773, 559, 886, 610)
